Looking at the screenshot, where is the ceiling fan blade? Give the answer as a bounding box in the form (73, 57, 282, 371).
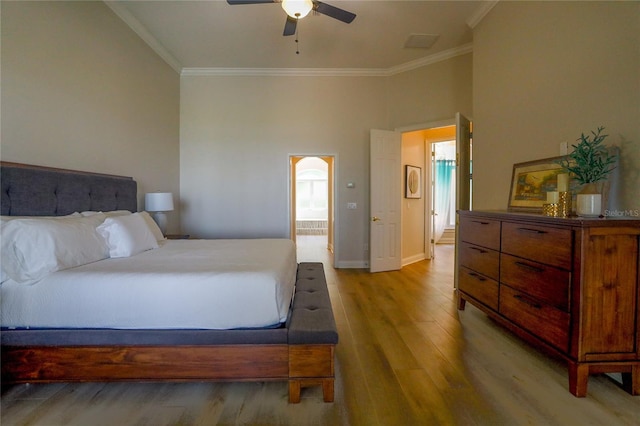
(226, 0, 275, 4)
(313, 1, 356, 24)
(283, 16, 297, 36)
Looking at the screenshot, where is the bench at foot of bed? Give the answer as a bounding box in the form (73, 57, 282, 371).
(287, 262, 338, 403)
(1, 262, 338, 404)
(289, 345, 335, 402)
(289, 377, 335, 403)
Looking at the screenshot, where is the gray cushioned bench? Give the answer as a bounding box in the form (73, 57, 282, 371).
(286, 262, 339, 402)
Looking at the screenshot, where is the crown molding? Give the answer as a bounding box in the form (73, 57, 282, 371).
(385, 43, 473, 76)
(104, 1, 182, 74)
(181, 43, 473, 78)
(180, 67, 387, 77)
(466, 0, 499, 29)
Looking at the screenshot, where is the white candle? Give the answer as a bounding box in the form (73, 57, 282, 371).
(557, 173, 569, 192)
(547, 191, 559, 203)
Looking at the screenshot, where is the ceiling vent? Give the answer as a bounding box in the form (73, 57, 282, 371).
(404, 33, 440, 49)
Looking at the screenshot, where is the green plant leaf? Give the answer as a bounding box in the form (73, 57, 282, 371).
(557, 126, 617, 185)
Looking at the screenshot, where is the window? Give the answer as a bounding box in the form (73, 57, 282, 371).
(296, 169, 328, 220)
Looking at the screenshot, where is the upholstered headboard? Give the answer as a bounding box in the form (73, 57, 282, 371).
(0, 162, 137, 216)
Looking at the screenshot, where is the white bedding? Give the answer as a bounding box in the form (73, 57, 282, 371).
(1, 239, 297, 330)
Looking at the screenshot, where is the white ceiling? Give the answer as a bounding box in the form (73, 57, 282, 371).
(106, 1, 497, 74)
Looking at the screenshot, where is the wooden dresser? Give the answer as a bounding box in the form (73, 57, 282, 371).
(457, 210, 640, 397)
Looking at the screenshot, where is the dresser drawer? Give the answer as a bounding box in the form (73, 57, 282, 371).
(459, 242, 499, 280)
(501, 222, 572, 269)
(499, 286, 570, 352)
(459, 267, 499, 311)
(459, 216, 501, 250)
(500, 253, 570, 311)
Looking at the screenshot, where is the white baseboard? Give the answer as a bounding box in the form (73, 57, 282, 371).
(335, 260, 369, 269)
(402, 253, 426, 267)
(336, 254, 427, 269)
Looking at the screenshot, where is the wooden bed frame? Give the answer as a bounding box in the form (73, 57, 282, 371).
(0, 162, 338, 403)
(2, 342, 336, 403)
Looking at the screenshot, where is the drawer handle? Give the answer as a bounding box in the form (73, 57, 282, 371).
(468, 272, 487, 282)
(514, 294, 542, 309)
(518, 227, 548, 235)
(514, 261, 545, 273)
(469, 246, 487, 254)
(472, 220, 491, 225)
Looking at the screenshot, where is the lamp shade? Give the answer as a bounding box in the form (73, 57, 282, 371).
(145, 192, 174, 212)
(281, 0, 313, 18)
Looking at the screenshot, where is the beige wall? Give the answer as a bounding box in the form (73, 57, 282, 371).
(387, 53, 473, 129)
(1, 2, 181, 231)
(473, 1, 640, 211)
(180, 53, 472, 266)
(180, 50, 472, 266)
(180, 75, 387, 266)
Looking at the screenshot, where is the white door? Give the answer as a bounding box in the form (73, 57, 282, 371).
(456, 113, 472, 212)
(369, 129, 402, 273)
(454, 113, 472, 288)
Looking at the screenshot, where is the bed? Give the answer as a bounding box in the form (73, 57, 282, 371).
(0, 162, 338, 403)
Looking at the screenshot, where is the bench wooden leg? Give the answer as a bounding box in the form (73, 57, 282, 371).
(322, 378, 335, 402)
(289, 380, 302, 403)
(288, 378, 335, 403)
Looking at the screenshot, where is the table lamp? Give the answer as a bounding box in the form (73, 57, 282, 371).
(145, 192, 174, 235)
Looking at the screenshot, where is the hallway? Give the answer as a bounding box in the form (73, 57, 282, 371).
(295, 235, 331, 265)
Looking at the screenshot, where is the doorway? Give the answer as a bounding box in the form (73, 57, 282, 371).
(397, 117, 471, 265)
(370, 114, 471, 272)
(289, 155, 335, 266)
(432, 140, 457, 246)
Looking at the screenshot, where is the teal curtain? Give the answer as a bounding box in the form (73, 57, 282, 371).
(434, 159, 455, 243)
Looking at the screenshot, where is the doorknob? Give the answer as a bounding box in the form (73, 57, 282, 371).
(371, 216, 381, 221)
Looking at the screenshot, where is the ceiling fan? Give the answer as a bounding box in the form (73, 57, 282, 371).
(226, 0, 356, 36)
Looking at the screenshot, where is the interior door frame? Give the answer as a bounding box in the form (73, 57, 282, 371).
(289, 154, 336, 268)
(396, 118, 456, 262)
(372, 115, 471, 270)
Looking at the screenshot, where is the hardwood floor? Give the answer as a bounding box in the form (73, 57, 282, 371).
(2, 239, 639, 425)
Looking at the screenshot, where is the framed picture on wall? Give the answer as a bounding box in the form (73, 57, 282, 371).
(508, 156, 566, 212)
(405, 165, 422, 199)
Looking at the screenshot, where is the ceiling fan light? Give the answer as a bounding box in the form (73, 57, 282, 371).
(281, 0, 313, 19)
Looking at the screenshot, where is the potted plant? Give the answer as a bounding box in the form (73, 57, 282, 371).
(558, 126, 617, 217)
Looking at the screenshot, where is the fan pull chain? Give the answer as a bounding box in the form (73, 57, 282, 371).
(295, 18, 300, 54)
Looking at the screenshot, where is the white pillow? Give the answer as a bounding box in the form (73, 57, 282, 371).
(96, 213, 159, 258)
(139, 211, 166, 242)
(0, 215, 109, 283)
